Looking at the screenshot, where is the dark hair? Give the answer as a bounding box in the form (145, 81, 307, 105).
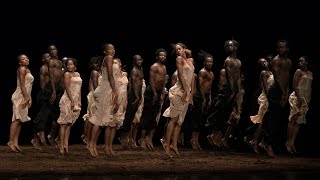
(155, 48, 167, 56)
(198, 50, 213, 62)
(65, 57, 77, 68)
(172, 42, 192, 58)
(17, 54, 25, 62)
(224, 39, 239, 50)
(101, 43, 113, 52)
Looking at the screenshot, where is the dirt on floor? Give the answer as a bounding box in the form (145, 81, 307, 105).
(0, 143, 320, 178)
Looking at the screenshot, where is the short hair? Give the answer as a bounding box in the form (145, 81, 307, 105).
(155, 48, 167, 56)
(65, 57, 77, 68)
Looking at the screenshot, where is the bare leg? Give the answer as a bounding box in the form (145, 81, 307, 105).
(31, 133, 42, 150)
(64, 124, 71, 153)
(103, 126, 112, 157)
(291, 122, 300, 153)
(48, 121, 58, 146)
(7, 120, 19, 152)
(87, 124, 100, 157)
(37, 131, 47, 146)
(13, 122, 22, 152)
(147, 128, 156, 149)
(190, 131, 197, 150)
(251, 123, 262, 154)
(170, 123, 181, 158)
(129, 124, 138, 148)
(109, 127, 117, 157)
(286, 114, 298, 154)
(138, 129, 147, 150)
(59, 124, 66, 155)
(164, 117, 178, 158)
(195, 132, 202, 151)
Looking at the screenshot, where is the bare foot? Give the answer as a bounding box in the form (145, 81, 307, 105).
(128, 139, 137, 149)
(94, 147, 99, 157)
(252, 143, 260, 154)
(55, 138, 61, 149)
(31, 139, 42, 150)
(160, 138, 165, 146)
(109, 148, 116, 157)
(118, 137, 129, 149)
(207, 135, 214, 145)
(291, 142, 297, 153)
(145, 138, 154, 150)
(138, 139, 147, 150)
(221, 138, 229, 149)
(59, 146, 65, 155)
(14, 145, 22, 152)
(64, 145, 69, 153)
(81, 135, 87, 145)
(162, 143, 172, 158)
(86, 145, 97, 157)
(266, 145, 276, 158)
(196, 140, 202, 151)
(37, 133, 47, 146)
(7, 142, 18, 152)
(47, 134, 56, 146)
(170, 145, 180, 158)
(103, 146, 112, 157)
(190, 139, 197, 150)
(286, 141, 293, 154)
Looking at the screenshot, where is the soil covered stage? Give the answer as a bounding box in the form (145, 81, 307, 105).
(0, 144, 319, 178)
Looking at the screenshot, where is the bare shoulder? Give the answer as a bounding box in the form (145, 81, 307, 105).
(74, 72, 80, 77)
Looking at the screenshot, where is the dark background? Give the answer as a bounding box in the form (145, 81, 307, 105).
(1, 2, 319, 155)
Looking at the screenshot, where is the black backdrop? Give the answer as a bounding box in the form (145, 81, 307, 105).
(1, 2, 319, 155)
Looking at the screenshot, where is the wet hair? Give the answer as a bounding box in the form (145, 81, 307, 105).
(198, 50, 213, 62)
(155, 48, 167, 56)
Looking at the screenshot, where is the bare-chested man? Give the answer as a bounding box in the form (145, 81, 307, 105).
(33, 45, 64, 147)
(190, 51, 214, 151)
(31, 53, 51, 149)
(139, 49, 167, 150)
(119, 54, 144, 148)
(260, 40, 292, 157)
(206, 40, 242, 148)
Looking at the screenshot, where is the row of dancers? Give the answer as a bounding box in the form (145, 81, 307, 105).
(8, 40, 313, 158)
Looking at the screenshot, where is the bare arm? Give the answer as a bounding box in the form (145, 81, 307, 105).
(224, 60, 235, 94)
(198, 70, 207, 103)
(48, 60, 57, 103)
(149, 64, 158, 101)
(91, 70, 100, 90)
(171, 72, 177, 87)
(105, 55, 116, 93)
(176, 56, 188, 91)
(292, 69, 303, 104)
(261, 71, 269, 97)
(63, 72, 74, 107)
(219, 69, 226, 90)
(18, 67, 30, 101)
(271, 59, 286, 95)
(131, 68, 142, 101)
(39, 66, 48, 89)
